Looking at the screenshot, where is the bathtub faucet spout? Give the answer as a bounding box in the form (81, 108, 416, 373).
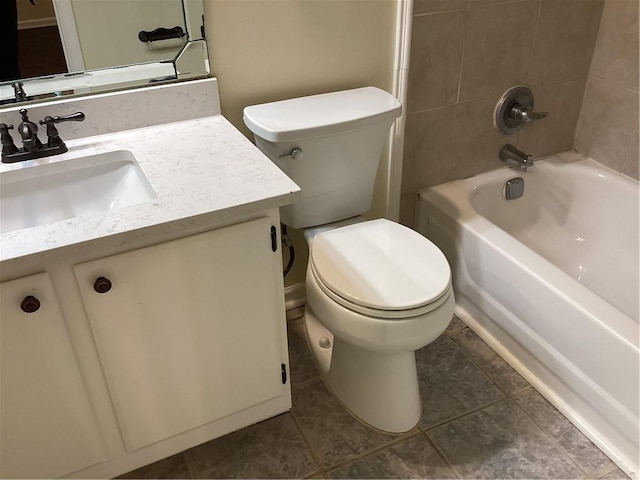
(499, 144, 534, 172)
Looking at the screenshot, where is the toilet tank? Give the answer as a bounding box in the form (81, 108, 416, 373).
(243, 87, 402, 229)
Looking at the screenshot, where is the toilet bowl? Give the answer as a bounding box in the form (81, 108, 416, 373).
(242, 87, 455, 433)
(303, 218, 454, 432)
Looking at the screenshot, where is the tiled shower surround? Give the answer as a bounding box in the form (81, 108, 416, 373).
(399, 0, 639, 226)
(119, 315, 629, 479)
(574, 0, 639, 179)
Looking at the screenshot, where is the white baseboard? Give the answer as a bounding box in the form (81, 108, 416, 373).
(284, 283, 306, 311)
(18, 17, 58, 30)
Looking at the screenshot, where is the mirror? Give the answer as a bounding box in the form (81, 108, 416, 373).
(0, 0, 209, 105)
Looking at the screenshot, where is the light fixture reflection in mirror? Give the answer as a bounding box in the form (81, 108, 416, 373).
(0, 0, 209, 106)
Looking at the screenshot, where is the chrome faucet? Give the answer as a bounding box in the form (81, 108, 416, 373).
(499, 144, 533, 172)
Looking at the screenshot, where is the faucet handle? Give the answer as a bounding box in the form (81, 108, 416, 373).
(508, 104, 548, 123)
(39, 117, 64, 148)
(495, 86, 548, 133)
(38, 113, 84, 149)
(43, 112, 86, 124)
(0, 123, 19, 157)
(40, 112, 85, 153)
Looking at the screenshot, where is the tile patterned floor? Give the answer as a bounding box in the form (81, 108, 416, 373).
(119, 315, 630, 479)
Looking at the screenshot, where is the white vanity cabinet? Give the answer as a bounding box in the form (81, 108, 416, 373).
(1, 216, 292, 479)
(0, 273, 106, 479)
(73, 217, 291, 454)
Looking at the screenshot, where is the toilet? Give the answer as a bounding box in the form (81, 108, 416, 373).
(243, 87, 455, 433)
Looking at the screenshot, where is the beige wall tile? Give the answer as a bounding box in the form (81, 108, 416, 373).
(414, 0, 468, 15)
(458, 0, 538, 101)
(575, 77, 639, 170)
(573, 91, 597, 156)
(402, 96, 518, 195)
(517, 78, 587, 158)
(527, 0, 604, 86)
(405, 0, 630, 192)
(450, 95, 517, 178)
(407, 12, 465, 112)
(589, 0, 639, 92)
(402, 106, 458, 194)
(623, 123, 639, 180)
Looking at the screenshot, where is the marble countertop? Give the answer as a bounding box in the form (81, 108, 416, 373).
(0, 114, 301, 263)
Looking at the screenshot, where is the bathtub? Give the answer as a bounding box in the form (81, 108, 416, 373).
(416, 152, 639, 476)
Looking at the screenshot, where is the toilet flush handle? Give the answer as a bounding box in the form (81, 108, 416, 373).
(279, 148, 303, 161)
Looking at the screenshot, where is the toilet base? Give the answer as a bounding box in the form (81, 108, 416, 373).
(304, 308, 422, 434)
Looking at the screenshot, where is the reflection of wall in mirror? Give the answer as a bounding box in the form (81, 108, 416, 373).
(69, 0, 186, 70)
(17, 0, 56, 29)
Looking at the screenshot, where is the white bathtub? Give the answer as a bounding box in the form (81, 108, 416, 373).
(417, 152, 639, 476)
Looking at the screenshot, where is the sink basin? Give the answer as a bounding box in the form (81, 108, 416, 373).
(1, 150, 157, 234)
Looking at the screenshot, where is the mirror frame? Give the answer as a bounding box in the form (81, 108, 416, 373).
(0, 0, 209, 106)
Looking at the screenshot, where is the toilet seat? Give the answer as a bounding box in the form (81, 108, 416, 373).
(309, 219, 452, 319)
(311, 262, 452, 319)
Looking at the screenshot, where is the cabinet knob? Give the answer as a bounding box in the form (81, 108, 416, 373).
(21, 295, 40, 313)
(93, 276, 112, 293)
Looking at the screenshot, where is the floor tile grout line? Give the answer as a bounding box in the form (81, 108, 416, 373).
(425, 395, 589, 480)
(438, 331, 514, 401)
(509, 391, 600, 478)
(320, 430, 423, 476)
(595, 463, 627, 479)
(422, 395, 507, 433)
(507, 384, 535, 398)
(288, 408, 330, 479)
(447, 328, 518, 396)
(417, 326, 511, 434)
(519, 401, 592, 476)
(445, 326, 467, 335)
(448, 327, 532, 400)
(449, 327, 616, 477)
(417, 427, 463, 480)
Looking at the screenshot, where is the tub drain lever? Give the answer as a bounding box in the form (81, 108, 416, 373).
(505, 177, 525, 200)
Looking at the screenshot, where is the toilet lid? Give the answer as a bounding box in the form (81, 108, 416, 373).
(310, 219, 451, 311)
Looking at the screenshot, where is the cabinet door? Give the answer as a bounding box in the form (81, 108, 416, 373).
(74, 217, 288, 451)
(0, 273, 105, 479)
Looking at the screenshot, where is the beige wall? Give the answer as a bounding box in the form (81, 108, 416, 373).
(400, 0, 605, 226)
(204, 0, 396, 138)
(574, 0, 639, 180)
(17, 0, 56, 28)
(204, 0, 397, 287)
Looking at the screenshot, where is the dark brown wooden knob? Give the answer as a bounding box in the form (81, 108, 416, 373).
(93, 276, 112, 293)
(21, 295, 40, 313)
